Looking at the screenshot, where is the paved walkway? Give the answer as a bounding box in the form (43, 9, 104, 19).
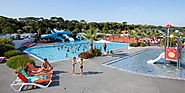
(0, 47, 185, 93)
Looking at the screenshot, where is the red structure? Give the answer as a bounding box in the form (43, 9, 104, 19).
(166, 48, 178, 61)
(165, 24, 173, 28)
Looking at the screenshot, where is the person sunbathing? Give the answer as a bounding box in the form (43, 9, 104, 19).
(25, 63, 52, 77)
(41, 58, 53, 72)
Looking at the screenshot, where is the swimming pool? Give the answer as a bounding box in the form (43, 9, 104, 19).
(24, 40, 129, 62)
(104, 48, 185, 80)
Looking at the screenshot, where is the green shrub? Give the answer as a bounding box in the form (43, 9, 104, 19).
(0, 37, 14, 46)
(129, 43, 138, 47)
(0, 43, 15, 56)
(16, 34, 21, 40)
(17, 29, 24, 34)
(6, 55, 35, 72)
(79, 52, 92, 59)
(139, 43, 146, 47)
(97, 34, 106, 38)
(129, 43, 146, 47)
(92, 48, 102, 57)
(4, 50, 21, 58)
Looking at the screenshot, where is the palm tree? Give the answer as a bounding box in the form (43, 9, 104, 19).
(129, 29, 141, 44)
(109, 30, 115, 41)
(83, 27, 97, 55)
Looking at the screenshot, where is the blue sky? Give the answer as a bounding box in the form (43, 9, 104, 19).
(0, 0, 185, 26)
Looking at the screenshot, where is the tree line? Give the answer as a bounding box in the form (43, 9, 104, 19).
(0, 16, 185, 39)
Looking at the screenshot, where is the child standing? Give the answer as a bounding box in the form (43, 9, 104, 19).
(71, 57, 76, 75)
(79, 58, 83, 76)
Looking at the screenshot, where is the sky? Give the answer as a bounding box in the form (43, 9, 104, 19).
(0, 0, 185, 26)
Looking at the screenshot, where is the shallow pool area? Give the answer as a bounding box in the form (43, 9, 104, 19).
(103, 48, 185, 80)
(24, 40, 129, 62)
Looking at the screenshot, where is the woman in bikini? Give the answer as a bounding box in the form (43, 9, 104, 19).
(103, 43, 107, 52)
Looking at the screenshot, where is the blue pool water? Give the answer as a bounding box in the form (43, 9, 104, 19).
(25, 40, 129, 62)
(104, 48, 185, 80)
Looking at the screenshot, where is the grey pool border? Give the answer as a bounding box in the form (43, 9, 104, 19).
(23, 50, 44, 62)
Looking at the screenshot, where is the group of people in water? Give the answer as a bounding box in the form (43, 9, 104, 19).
(54, 43, 88, 58)
(54, 42, 108, 58)
(39, 43, 108, 76)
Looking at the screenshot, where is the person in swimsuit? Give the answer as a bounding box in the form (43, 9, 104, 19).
(72, 57, 76, 75)
(41, 58, 53, 72)
(102, 43, 107, 54)
(67, 47, 69, 52)
(79, 58, 83, 76)
(66, 53, 68, 57)
(103, 43, 107, 52)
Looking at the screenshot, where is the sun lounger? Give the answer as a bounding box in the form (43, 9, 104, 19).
(22, 42, 36, 47)
(0, 57, 7, 63)
(10, 72, 52, 92)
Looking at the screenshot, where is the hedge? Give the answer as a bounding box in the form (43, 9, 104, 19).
(92, 49, 102, 57)
(79, 48, 102, 59)
(79, 52, 92, 59)
(129, 43, 146, 47)
(6, 55, 35, 72)
(129, 43, 138, 47)
(0, 43, 15, 56)
(4, 50, 21, 58)
(140, 43, 146, 47)
(0, 37, 14, 46)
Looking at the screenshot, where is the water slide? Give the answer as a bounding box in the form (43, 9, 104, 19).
(52, 29, 74, 42)
(41, 34, 56, 38)
(41, 33, 65, 42)
(147, 52, 165, 64)
(63, 34, 74, 41)
(55, 36, 65, 42)
(76, 34, 82, 41)
(41, 29, 75, 42)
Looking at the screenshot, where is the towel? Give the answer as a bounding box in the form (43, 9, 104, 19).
(42, 75, 50, 79)
(28, 76, 39, 82)
(20, 69, 29, 77)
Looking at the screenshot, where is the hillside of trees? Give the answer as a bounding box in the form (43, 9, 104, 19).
(0, 16, 185, 39)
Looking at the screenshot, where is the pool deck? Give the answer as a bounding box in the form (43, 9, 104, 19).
(1, 46, 185, 93)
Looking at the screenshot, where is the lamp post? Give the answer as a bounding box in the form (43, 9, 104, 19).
(165, 24, 172, 47)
